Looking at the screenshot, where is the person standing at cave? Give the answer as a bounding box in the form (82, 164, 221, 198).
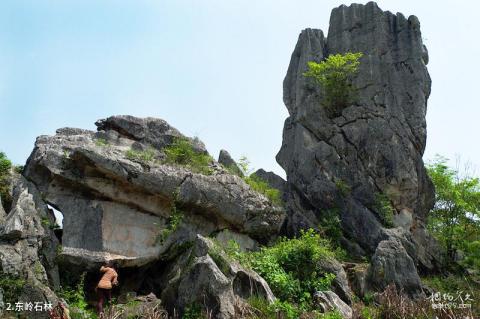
(96, 260, 119, 316)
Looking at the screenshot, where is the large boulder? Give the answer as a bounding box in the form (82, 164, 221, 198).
(156, 235, 275, 319)
(23, 116, 285, 269)
(277, 2, 441, 296)
(367, 238, 423, 297)
(0, 175, 60, 319)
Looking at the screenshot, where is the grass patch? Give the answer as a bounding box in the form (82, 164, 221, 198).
(125, 148, 156, 163)
(95, 138, 109, 147)
(163, 137, 214, 175)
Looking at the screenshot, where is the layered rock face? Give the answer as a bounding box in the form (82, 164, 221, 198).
(0, 175, 60, 318)
(277, 2, 440, 296)
(20, 115, 284, 317)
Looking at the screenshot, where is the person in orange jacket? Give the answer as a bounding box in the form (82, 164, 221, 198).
(96, 261, 118, 315)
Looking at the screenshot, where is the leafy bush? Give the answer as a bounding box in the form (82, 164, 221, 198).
(304, 52, 363, 117)
(237, 156, 282, 206)
(232, 229, 336, 310)
(373, 193, 394, 227)
(426, 156, 480, 268)
(163, 137, 213, 175)
(0, 151, 12, 212)
(126, 148, 156, 163)
(0, 272, 25, 303)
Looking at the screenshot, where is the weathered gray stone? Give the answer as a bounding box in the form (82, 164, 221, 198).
(314, 290, 352, 319)
(218, 150, 243, 177)
(0, 175, 60, 318)
(367, 238, 423, 298)
(253, 169, 287, 199)
(316, 258, 353, 305)
(215, 230, 258, 252)
(277, 1, 441, 295)
(160, 235, 275, 319)
(23, 116, 285, 268)
(95, 115, 207, 153)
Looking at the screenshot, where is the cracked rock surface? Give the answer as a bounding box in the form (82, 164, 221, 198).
(23, 115, 285, 268)
(277, 2, 441, 296)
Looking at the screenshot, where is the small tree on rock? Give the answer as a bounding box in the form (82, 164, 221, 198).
(304, 52, 363, 117)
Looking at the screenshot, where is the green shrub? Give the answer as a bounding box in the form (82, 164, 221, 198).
(0, 272, 25, 303)
(236, 229, 336, 310)
(373, 193, 394, 227)
(304, 52, 363, 117)
(156, 208, 183, 245)
(125, 148, 156, 163)
(247, 296, 302, 319)
(426, 156, 480, 268)
(163, 137, 213, 175)
(0, 151, 12, 212)
(57, 272, 88, 309)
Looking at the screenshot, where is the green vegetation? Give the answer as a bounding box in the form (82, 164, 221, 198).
(163, 137, 214, 175)
(304, 52, 363, 117)
(156, 191, 184, 245)
(237, 156, 282, 206)
(156, 210, 183, 245)
(373, 193, 394, 228)
(0, 272, 25, 303)
(0, 151, 12, 212)
(426, 156, 480, 269)
(226, 229, 336, 314)
(95, 138, 109, 147)
(182, 303, 204, 319)
(335, 179, 351, 197)
(57, 272, 98, 319)
(126, 148, 156, 163)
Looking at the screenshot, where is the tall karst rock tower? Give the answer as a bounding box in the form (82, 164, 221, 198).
(277, 2, 441, 295)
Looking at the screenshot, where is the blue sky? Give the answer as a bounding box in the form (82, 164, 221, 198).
(0, 0, 478, 178)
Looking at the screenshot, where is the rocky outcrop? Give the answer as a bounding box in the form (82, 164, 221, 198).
(19, 115, 283, 317)
(0, 175, 60, 319)
(23, 115, 284, 269)
(218, 150, 243, 177)
(277, 2, 441, 296)
(146, 235, 275, 318)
